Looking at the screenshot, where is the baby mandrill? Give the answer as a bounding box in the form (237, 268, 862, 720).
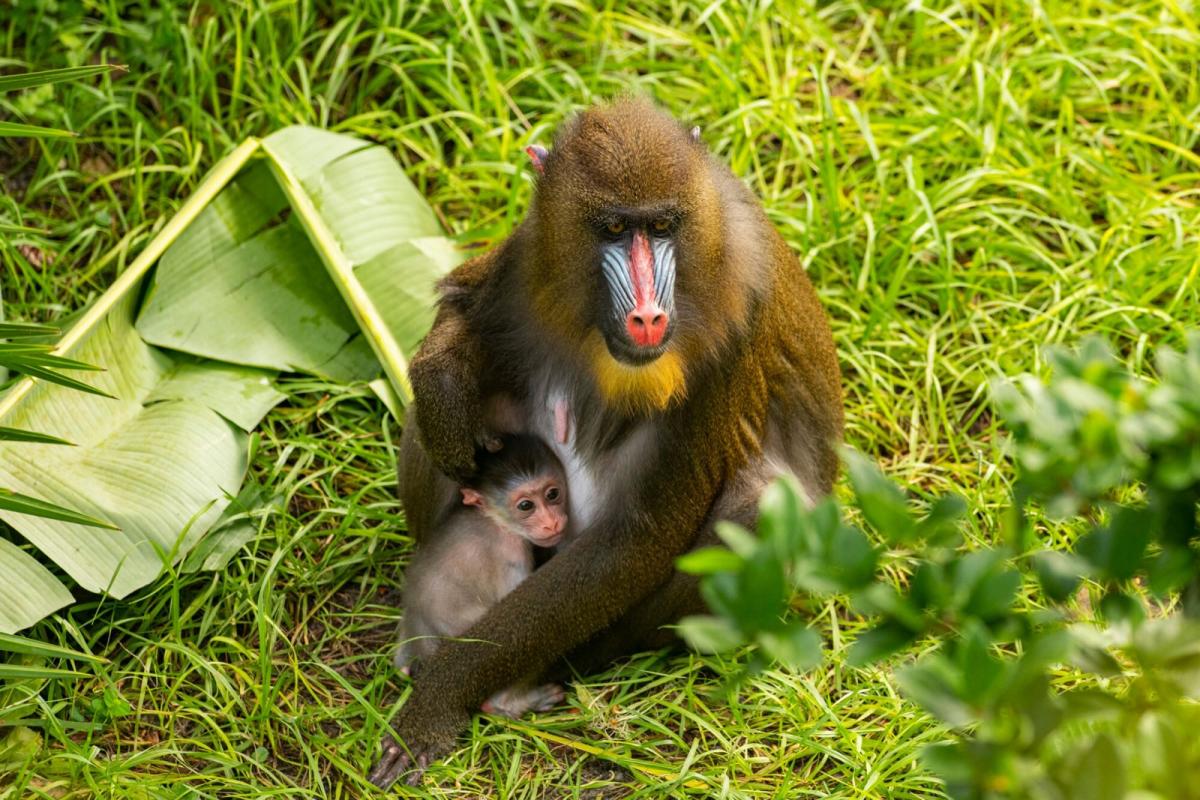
(394, 434, 569, 717)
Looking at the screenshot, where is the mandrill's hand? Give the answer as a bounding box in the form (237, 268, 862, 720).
(366, 702, 469, 789)
(412, 387, 494, 481)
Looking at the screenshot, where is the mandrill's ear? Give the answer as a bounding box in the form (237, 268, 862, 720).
(524, 144, 549, 175)
(461, 488, 485, 507)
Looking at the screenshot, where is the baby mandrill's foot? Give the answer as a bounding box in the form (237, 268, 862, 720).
(481, 683, 566, 718)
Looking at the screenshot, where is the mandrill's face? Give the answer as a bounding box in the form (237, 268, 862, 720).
(525, 100, 738, 415)
(591, 204, 680, 365)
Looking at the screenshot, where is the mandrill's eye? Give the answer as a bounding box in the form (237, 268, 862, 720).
(517, 499, 535, 513)
(651, 218, 672, 234)
(605, 220, 626, 236)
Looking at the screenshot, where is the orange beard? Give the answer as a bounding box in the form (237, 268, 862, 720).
(583, 331, 687, 415)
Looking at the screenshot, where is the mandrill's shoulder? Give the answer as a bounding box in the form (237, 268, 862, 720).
(435, 230, 526, 314)
(436, 250, 494, 304)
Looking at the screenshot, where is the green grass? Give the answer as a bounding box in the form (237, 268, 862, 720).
(2, 0, 1199, 796)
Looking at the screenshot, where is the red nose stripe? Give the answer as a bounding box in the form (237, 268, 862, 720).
(625, 231, 668, 347)
(629, 230, 656, 308)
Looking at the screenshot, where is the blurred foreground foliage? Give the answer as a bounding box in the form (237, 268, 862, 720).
(681, 335, 1200, 800)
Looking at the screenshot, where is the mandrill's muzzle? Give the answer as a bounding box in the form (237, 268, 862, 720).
(600, 228, 677, 362)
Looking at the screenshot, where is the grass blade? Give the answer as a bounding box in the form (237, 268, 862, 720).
(0, 64, 125, 93)
(0, 323, 59, 339)
(0, 663, 89, 680)
(0, 489, 118, 529)
(0, 632, 105, 663)
(0, 122, 76, 138)
(0, 427, 74, 445)
(13, 365, 115, 399)
(1, 348, 105, 371)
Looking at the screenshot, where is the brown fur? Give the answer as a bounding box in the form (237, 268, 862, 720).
(371, 97, 843, 786)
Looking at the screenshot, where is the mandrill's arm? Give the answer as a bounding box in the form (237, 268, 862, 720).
(407, 308, 486, 481)
(369, 450, 722, 787)
(406, 254, 502, 482)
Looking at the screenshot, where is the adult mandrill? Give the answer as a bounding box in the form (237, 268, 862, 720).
(369, 97, 843, 786)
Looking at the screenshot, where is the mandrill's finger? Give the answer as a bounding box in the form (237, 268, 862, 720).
(365, 755, 397, 788)
(481, 433, 503, 453)
(366, 738, 408, 789)
(405, 752, 431, 786)
(367, 754, 409, 790)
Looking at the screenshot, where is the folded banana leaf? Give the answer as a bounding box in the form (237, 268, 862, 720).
(0, 128, 461, 632)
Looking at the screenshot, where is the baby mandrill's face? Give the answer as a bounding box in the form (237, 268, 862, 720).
(507, 475, 567, 548)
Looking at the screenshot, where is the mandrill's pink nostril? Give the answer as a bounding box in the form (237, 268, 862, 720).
(627, 307, 669, 347)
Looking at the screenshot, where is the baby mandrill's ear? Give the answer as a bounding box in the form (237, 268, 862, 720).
(525, 144, 549, 175)
(460, 488, 484, 507)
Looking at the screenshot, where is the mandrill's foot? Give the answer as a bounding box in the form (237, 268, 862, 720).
(366, 706, 463, 789)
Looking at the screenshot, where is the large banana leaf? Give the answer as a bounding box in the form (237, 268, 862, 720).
(0, 321, 126, 533)
(0, 294, 280, 598)
(263, 127, 460, 399)
(0, 128, 461, 632)
(139, 127, 460, 399)
(135, 160, 379, 382)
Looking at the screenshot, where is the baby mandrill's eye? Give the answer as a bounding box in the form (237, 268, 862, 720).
(546, 487, 560, 502)
(517, 499, 535, 513)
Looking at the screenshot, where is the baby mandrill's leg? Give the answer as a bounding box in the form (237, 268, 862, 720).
(481, 683, 566, 718)
(393, 617, 438, 677)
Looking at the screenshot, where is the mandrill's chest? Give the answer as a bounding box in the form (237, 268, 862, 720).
(525, 378, 657, 532)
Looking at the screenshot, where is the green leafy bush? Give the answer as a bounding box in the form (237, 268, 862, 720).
(680, 335, 1200, 799)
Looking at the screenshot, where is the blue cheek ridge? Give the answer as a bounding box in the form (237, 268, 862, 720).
(651, 238, 677, 313)
(600, 243, 636, 318)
